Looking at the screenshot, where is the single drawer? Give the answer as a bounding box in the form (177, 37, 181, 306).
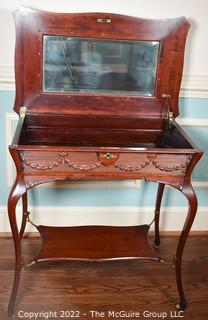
(20, 150, 192, 177)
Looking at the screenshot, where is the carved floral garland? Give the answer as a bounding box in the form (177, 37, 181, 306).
(20, 152, 192, 173)
(115, 154, 192, 173)
(20, 152, 101, 171)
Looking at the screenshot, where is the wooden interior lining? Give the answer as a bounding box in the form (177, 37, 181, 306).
(19, 115, 193, 149)
(25, 114, 166, 129)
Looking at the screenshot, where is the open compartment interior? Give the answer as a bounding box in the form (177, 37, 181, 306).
(18, 114, 193, 149)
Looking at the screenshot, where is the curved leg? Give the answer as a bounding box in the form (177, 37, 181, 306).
(19, 192, 28, 239)
(154, 183, 165, 247)
(175, 180, 197, 310)
(8, 179, 26, 317)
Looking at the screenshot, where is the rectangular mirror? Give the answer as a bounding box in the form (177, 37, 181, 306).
(43, 36, 159, 96)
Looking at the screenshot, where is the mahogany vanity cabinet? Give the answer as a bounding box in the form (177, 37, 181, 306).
(8, 7, 202, 316)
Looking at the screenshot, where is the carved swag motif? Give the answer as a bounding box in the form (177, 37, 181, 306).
(115, 154, 192, 173)
(20, 152, 192, 173)
(20, 152, 101, 171)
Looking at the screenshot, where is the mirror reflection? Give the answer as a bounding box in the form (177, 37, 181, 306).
(43, 36, 159, 96)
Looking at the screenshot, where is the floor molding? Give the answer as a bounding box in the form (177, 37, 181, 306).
(1, 206, 208, 232)
(1, 230, 208, 238)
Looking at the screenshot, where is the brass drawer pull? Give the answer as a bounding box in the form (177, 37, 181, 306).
(101, 152, 117, 160)
(98, 152, 119, 166)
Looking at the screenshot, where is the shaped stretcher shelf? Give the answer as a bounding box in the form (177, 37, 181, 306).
(34, 224, 159, 262)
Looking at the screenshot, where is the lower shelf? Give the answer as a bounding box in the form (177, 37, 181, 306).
(35, 224, 160, 262)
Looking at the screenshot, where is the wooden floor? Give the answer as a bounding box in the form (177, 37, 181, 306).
(0, 235, 207, 320)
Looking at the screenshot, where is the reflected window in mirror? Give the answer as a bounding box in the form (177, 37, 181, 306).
(43, 36, 159, 96)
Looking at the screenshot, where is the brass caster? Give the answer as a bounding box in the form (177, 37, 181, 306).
(8, 308, 15, 318)
(176, 302, 186, 310)
(24, 260, 37, 268)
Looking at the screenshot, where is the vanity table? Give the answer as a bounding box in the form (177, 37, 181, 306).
(8, 7, 202, 316)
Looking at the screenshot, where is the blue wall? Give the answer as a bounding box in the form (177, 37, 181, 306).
(1, 91, 208, 207)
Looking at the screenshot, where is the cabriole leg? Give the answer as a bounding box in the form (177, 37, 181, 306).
(154, 183, 165, 247)
(175, 180, 197, 310)
(8, 180, 26, 317)
(19, 192, 28, 239)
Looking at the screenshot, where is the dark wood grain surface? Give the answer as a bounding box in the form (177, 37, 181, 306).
(36, 225, 159, 261)
(0, 236, 207, 320)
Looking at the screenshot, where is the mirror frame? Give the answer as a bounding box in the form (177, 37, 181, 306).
(13, 7, 190, 118)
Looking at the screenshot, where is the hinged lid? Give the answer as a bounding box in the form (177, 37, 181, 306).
(13, 7, 190, 119)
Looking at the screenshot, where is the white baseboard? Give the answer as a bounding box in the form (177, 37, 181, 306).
(177, 118, 208, 126)
(1, 205, 208, 232)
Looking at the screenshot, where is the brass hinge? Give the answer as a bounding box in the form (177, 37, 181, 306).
(167, 111, 174, 128)
(19, 106, 27, 118)
(162, 93, 174, 128)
